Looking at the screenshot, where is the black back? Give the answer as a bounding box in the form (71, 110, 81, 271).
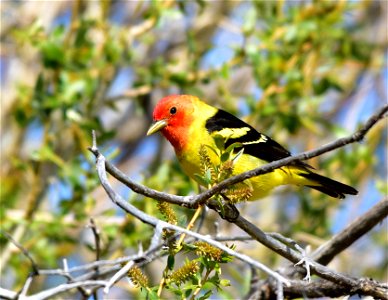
(205, 109, 293, 163)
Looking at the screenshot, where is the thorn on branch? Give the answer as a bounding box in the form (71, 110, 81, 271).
(104, 261, 135, 294)
(88, 130, 100, 158)
(18, 276, 34, 298)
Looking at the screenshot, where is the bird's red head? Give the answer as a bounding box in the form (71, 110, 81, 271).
(147, 95, 195, 153)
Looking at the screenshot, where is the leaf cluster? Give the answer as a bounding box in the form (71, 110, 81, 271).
(148, 243, 234, 299)
(195, 136, 253, 205)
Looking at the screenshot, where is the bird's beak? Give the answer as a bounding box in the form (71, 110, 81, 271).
(147, 119, 168, 136)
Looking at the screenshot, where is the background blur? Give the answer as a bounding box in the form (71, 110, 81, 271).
(1, 1, 387, 299)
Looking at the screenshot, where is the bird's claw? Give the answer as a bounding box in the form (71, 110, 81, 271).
(294, 245, 312, 282)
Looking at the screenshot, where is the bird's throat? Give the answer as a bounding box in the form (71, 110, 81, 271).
(162, 126, 189, 154)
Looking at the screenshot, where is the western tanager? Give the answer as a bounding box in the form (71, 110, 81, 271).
(147, 95, 358, 200)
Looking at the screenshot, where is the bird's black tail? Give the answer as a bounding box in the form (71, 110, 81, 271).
(300, 172, 358, 199)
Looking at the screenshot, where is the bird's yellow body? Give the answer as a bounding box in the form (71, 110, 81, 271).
(147, 95, 358, 200)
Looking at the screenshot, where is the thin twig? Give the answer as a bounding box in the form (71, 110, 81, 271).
(176, 206, 203, 247)
(0, 230, 39, 275)
(0, 288, 17, 300)
(19, 276, 34, 297)
(38, 249, 161, 276)
(88, 218, 101, 261)
(24, 280, 108, 300)
(88, 218, 101, 300)
(61, 258, 90, 298)
(104, 261, 134, 294)
(213, 235, 253, 242)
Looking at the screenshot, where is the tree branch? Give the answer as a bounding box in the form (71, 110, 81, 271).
(25, 280, 108, 300)
(242, 199, 388, 299)
(246, 278, 388, 299)
(0, 230, 39, 276)
(312, 198, 388, 265)
(89, 139, 290, 286)
(235, 212, 388, 299)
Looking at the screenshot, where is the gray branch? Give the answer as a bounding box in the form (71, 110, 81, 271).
(312, 198, 388, 265)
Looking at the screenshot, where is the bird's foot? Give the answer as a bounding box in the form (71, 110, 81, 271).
(207, 199, 239, 222)
(294, 245, 312, 282)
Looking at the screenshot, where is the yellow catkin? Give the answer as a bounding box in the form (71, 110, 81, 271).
(225, 186, 253, 204)
(194, 241, 223, 261)
(169, 261, 199, 285)
(127, 265, 149, 288)
(199, 145, 216, 181)
(157, 201, 177, 225)
(219, 160, 234, 180)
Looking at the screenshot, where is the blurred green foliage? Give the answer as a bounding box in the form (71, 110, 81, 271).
(1, 0, 386, 298)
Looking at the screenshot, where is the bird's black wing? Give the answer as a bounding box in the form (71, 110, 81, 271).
(206, 109, 301, 163)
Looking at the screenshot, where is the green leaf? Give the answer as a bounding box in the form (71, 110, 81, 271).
(104, 38, 122, 63)
(167, 254, 175, 270)
(224, 142, 243, 155)
(14, 106, 31, 126)
(74, 20, 94, 47)
(193, 174, 210, 187)
(40, 41, 65, 68)
(221, 142, 244, 162)
(220, 63, 230, 79)
(31, 145, 65, 167)
(62, 80, 87, 104)
(52, 25, 65, 38)
(220, 152, 231, 163)
(199, 290, 212, 300)
(204, 168, 212, 184)
(219, 279, 231, 287)
(147, 289, 159, 300)
(159, 8, 183, 24)
(184, 287, 194, 298)
(213, 135, 225, 151)
(204, 144, 219, 157)
(170, 72, 189, 86)
(242, 9, 257, 35)
(284, 24, 298, 42)
(34, 73, 46, 99)
(232, 148, 245, 164)
(183, 243, 197, 251)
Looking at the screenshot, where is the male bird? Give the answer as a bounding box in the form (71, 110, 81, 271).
(147, 95, 358, 200)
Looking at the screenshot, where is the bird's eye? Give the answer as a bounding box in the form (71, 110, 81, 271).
(170, 107, 177, 115)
